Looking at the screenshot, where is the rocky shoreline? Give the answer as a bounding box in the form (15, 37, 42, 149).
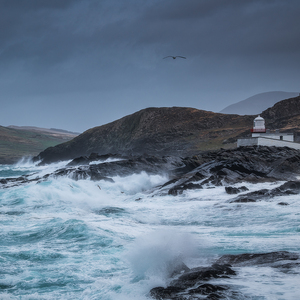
(2, 146, 300, 196)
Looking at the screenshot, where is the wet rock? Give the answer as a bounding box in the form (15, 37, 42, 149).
(216, 251, 299, 267)
(168, 183, 202, 196)
(225, 186, 249, 194)
(231, 198, 257, 203)
(164, 146, 300, 196)
(170, 264, 236, 290)
(271, 181, 300, 196)
(230, 181, 300, 203)
(150, 264, 236, 300)
(150, 251, 299, 300)
(230, 189, 269, 203)
(149, 286, 184, 300)
(3, 147, 300, 192)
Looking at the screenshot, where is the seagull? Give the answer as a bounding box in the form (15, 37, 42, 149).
(163, 56, 186, 59)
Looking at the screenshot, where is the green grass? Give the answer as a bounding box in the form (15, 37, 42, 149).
(0, 126, 75, 164)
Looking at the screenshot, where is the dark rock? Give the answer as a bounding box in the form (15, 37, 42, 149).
(150, 264, 236, 300)
(230, 189, 269, 203)
(271, 181, 300, 196)
(225, 186, 249, 194)
(165, 146, 300, 197)
(4, 147, 300, 193)
(170, 264, 236, 289)
(150, 284, 229, 300)
(201, 175, 224, 186)
(189, 283, 227, 295)
(150, 251, 299, 300)
(150, 286, 184, 300)
(168, 183, 202, 196)
(230, 181, 300, 203)
(216, 251, 299, 267)
(231, 198, 257, 203)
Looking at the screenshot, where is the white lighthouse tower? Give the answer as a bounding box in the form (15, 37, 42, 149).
(251, 115, 266, 136)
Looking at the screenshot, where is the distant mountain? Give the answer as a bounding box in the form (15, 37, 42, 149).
(220, 91, 299, 115)
(0, 126, 78, 164)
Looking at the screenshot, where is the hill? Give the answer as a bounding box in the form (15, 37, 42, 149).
(34, 107, 254, 164)
(220, 91, 299, 115)
(35, 95, 300, 164)
(0, 126, 78, 164)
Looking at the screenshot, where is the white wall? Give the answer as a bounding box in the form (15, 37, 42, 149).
(252, 133, 294, 142)
(237, 137, 300, 150)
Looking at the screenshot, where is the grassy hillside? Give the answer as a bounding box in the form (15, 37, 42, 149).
(0, 126, 77, 164)
(35, 107, 254, 164)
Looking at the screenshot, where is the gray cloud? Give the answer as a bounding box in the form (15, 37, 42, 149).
(0, 0, 299, 132)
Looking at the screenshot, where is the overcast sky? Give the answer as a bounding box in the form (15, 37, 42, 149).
(1, 0, 300, 132)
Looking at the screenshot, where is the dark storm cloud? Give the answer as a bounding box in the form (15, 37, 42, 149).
(139, 0, 300, 58)
(0, 0, 299, 132)
(2, 0, 300, 67)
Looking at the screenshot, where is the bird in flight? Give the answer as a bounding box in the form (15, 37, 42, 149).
(163, 56, 186, 59)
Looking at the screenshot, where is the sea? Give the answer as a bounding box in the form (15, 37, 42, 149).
(0, 158, 299, 300)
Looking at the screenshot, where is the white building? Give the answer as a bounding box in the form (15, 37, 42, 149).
(237, 115, 300, 149)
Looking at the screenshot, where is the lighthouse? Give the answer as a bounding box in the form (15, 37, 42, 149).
(237, 115, 299, 149)
(251, 115, 266, 133)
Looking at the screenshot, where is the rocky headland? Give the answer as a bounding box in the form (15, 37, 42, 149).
(33, 95, 300, 165)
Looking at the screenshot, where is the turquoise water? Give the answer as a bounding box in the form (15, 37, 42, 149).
(0, 161, 300, 299)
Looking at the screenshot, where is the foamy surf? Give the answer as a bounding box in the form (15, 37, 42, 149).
(0, 162, 299, 299)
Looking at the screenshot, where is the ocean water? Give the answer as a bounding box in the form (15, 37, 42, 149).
(0, 159, 299, 299)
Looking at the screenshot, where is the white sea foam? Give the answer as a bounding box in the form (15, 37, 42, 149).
(125, 229, 198, 279)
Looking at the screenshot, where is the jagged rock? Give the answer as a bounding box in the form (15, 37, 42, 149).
(3, 147, 300, 193)
(215, 251, 299, 267)
(0, 155, 184, 188)
(231, 198, 257, 203)
(150, 264, 236, 300)
(149, 286, 184, 300)
(170, 264, 236, 289)
(150, 251, 299, 300)
(168, 183, 203, 196)
(230, 189, 269, 203)
(225, 186, 249, 194)
(230, 181, 300, 203)
(163, 146, 300, 196)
